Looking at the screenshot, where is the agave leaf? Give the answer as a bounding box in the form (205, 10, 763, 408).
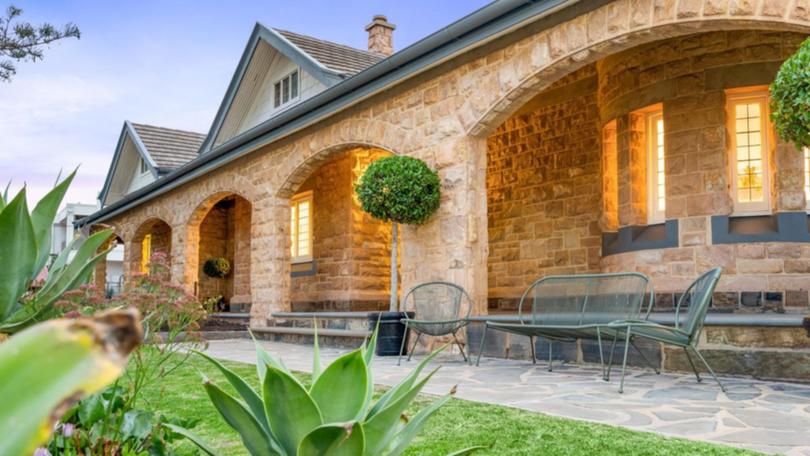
(36, 229, 113, 300)
(48, 236, 78, 276)
(309, 349, 369, 423)
(364, 316, 381, 366)
(249, 330, 288, 383)
(312, 318, 322, 383)
(383, 395, 451, 456)
(30, 170, 75, 276)
(0, 190, 36, 320)
(367, 343, 447, 419)
(202, 380, 281, 456)
(0, 310, 141, 456)
(298, 422, 365, 456)
(161, 423, 221, 456)
(363, 368, 439, 456)
(263, 365, 323, 456)
(194, 350, 270, 435)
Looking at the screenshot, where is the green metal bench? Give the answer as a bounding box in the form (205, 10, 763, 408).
(475, 272, 655, 377)
(606, 267, 725, 393)
(398, 281, 473, 366)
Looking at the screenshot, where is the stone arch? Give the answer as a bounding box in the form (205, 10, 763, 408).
(185, 191, 253, 311)
(466, 1, 810, 137)
(276, 141, 399, 199)
(91, 223, 126, 295)
(127, 217, 172, 280)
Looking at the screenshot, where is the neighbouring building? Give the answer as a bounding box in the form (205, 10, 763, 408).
(80, 2, 810, 381)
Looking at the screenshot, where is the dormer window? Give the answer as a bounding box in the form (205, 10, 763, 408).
(139, 157, 148, 174)
(274, 70, 299, 109)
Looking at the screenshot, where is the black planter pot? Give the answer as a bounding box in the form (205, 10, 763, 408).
(367, 311, 414, 356)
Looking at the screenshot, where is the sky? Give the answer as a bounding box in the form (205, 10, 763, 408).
(0, 0, 491, 207)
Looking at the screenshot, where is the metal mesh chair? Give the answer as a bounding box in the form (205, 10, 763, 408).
(476, 272, 654, 375)
(397, 281, 473, 366)
(606, 267, 724, 393)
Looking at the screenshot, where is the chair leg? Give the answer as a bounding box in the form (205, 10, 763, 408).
(596, 327, 605, 380)
(618, 328, 632, 394)
(529, 336, 537, 365)
(548, 341, 553, 372)
(407, 332, 422, 362)
(604, 332, 619, 381)
(452, 330, 469, 364)
(397, 321, 410, 366)
(683, 346, 702, 383)
(630, 338, 660, 374)
(691, 346, 727, 393)
(475, 324, 488, 367)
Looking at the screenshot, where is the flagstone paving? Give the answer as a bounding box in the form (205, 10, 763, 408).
(203, 339, 810, 455)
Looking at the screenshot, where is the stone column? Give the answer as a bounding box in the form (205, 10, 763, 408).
(171, 225, 196, 293)
(400, 137, 488, 316)
(249, 195, 290, 327)
(231, 198, 253, 307)
(617, 113, 648, 226)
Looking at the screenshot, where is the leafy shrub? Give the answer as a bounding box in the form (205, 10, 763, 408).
(355, 156, 441, 225)
(173, 331, 483, 456)
(771, 37, 810, 149)
(203, 257, 231, 278)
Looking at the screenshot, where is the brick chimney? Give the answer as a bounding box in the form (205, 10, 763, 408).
(365, 15, 395, 56)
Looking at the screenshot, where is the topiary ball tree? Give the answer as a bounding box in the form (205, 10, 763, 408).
(355, 156, 441, 311)
(771, 37, 810, 150)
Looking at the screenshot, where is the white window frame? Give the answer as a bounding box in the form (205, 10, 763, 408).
(139, 157, 149, 175)
(290, 191, 313, 263)
(646, 110, 666, 224)
(726, 88, 772, 215)
(273, 69, 300, 109)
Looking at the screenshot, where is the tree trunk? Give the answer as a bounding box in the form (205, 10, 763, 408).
(389, 222, 398, 312)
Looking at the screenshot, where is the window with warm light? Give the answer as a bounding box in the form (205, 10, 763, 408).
(290, 191, 312, 262)
(140, 234, 152, 273)
(646, 110, 666, 224)
(727, 89, 772, 214)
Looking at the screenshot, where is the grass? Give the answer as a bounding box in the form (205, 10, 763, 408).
(138, 354, 759, 456)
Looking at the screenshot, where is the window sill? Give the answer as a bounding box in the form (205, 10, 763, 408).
(291, 259, 316, 278)
(602, 220, 679, 256)
(711, 212, 810, 244)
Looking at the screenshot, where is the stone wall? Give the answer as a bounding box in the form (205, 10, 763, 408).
(486, 67, 603, 311)
(290, 148, 393, 311)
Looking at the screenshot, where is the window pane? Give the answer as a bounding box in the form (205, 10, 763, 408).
(274, 82, 281, 108)
(733, 99, 766, 204)
(282, 77, 290, 103)
(291, 71, 299, 98)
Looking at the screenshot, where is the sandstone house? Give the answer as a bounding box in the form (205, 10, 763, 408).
(81, 0, 810, 380)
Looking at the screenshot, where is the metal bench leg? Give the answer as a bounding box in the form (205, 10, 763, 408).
(475, 324, 488, 367)
(630, 338, 660, 374)
(452, 330, 469, 364)
(407, 331, 422, 362)
(596, 327, 605, 380)
(683, 346, 702, 383)
(548, 341, 553, 372)
(604, 332, 619, 381)
(397, 321, 410, 366)
(529, 336, 537, 365)
(618, 328, 632, 394)
(691, 346, 727, 393)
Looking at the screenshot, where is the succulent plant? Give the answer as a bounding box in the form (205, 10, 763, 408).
(171, 328, 482, 456)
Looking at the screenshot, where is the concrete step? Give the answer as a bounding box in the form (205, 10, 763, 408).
(202, 312, 250, 331)
(252, 325, 370, 349)
(269, 311, 372, 333)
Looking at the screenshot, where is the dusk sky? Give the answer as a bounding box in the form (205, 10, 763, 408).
(1, 1, 490, 207)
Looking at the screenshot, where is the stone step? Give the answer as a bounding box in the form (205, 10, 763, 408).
(252, 325, 371, 349)
(202, 312, 250, 331)
(269, 311, 372, 333)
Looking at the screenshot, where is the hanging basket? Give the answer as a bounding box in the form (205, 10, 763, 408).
(203, 257, 231, 278)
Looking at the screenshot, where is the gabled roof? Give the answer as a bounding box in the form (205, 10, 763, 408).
(98, 121, 204, 206)
(199, 23, 382, 154)
(130, 123, 205, 171)
(274, 29, 383, 76)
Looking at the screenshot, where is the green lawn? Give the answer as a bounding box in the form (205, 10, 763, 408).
(139, 355, 758, 456)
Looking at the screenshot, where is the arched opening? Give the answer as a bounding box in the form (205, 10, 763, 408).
(130, 218, 172, 279)
(484, 28, 810, 315)
(191, 194, 252, 312)
(92, 230, 125, 297)
(283, 145, 397, 312)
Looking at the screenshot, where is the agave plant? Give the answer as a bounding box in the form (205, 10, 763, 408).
(0, 309, 143, 455)
(0, 170, 114, 333)
(170, 329, 482, 456)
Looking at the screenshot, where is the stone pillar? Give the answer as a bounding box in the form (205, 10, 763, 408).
(601, 120, 619, 232)
(400, 137, 488, 316)
(171, 225, 195, 293)
(231, 198, 253, 306)
(249, 196, 290, 327)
